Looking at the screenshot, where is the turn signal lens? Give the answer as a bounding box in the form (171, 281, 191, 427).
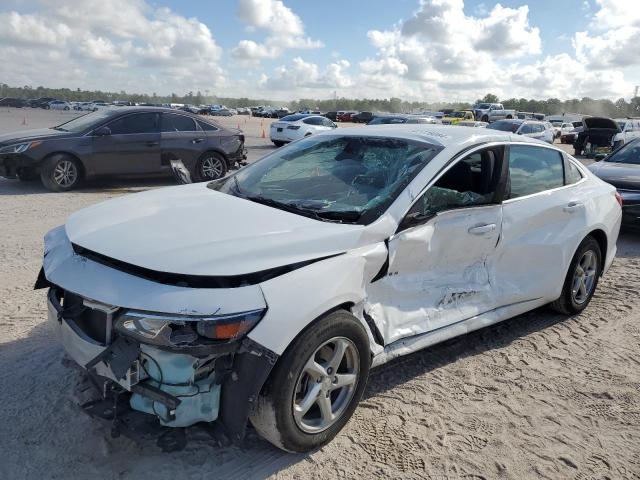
(196, 309, 265, 340)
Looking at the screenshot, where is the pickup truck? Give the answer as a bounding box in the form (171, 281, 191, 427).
(471, 103, 516, 123)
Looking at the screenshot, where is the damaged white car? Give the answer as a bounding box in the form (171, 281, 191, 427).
(38, 125, 622, 453)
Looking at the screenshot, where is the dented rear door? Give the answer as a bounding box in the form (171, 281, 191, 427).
(366, 204, 503, 344)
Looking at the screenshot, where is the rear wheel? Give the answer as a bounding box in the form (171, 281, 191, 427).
(550, 236, 601, 315)
(273, 140, 285, 147)
(481, 115, 489, 122)
(193, 152, 227, 182)
(250, 310, 370, 453)
(40, 154, 81, 191)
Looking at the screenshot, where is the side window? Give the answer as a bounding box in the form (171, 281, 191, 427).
(106, 113, 158, 134)
(197, 120, 218, 131)
(407, 148, 503, 220)
(519, 124, 534, 134)
(161, 114, 197, 132)
(564, 157, 583, 185)
(303, 117, 322, 126)
(321, 118, 334, 128)
(508, 145, 564, 198)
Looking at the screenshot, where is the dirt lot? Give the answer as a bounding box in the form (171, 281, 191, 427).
(1, 108, 639, 480)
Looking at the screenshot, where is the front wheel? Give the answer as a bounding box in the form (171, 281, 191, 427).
(193, 152, 228, 182)
(40, 154, 82, 191)
(550, 236, 601, 315)
(250, 310, 370, 453)
(272, 140, 285, 147)
(481, 115, 489, 122)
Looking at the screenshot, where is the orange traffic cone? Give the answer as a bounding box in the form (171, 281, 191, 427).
(237, 123, 240, 129)
(261, 128, 266, 139)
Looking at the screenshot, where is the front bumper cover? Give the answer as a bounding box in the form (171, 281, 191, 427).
(46, 285, 278, 441)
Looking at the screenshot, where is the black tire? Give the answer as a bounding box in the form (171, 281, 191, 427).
(481, 115, 489, 122)
(574, 147, 581, 156)
(40, 154, 82, 191)
(250, 310, 371, 453)
(192, 152, 228, 182)
(550, 236, 602, 315)
(273, 140, 285, 147)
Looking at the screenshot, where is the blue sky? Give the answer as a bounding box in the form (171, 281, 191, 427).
(1, 0, 638, 101)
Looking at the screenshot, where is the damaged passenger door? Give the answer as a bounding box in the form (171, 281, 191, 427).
(366, 145, 507, 344)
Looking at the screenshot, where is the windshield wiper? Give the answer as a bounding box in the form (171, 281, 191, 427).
(243, 195, 358, 223)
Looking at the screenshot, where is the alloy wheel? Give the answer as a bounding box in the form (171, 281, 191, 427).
(53, 160, 78, 188)
(292, 337, 360, 434)
(200, 156, 225, 179)
(572, 250, 598, 304)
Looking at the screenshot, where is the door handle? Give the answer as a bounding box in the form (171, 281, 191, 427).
(468, 223, 496, 235)
(563, 201, 584, 212)
(192, 138, 204, 144)
(145, 141, 159, 147)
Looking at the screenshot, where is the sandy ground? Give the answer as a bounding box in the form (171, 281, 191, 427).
(1, 108, 639, 480)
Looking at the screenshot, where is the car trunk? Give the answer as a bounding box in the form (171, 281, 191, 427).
(582, 117, 620, 147)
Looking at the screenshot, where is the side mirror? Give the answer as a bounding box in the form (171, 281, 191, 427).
(332, 122, 337, 129)
(93, 126, 111, 136)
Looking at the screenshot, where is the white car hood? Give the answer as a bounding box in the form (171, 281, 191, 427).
(65, 183, 366, 277)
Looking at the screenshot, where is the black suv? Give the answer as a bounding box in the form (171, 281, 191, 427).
(0, 107, 246, 191)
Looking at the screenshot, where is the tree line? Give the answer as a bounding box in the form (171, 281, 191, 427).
(1, 84, 639, 118)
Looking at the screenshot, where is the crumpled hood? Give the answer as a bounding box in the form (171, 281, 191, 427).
(65, 183, 366, 276)
(0, 128, 71, 146)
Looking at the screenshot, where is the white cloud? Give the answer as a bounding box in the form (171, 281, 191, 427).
(232, 0, 323, 62)
(258, 58, 352, 91)
(574, 0, 640, 69)
(0, 0, 225, 93)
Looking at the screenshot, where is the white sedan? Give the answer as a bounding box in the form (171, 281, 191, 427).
(270, 114, 337, 146)
(48, 100, 72, 111)
(38, 126, 621, 453)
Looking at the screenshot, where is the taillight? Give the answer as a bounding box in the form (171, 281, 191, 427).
(615, 191, 623, 207)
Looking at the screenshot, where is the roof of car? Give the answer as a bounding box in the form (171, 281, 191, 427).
(324, 124, 546, 148)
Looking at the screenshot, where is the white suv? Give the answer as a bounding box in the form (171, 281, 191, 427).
(614, 118, 640, 145)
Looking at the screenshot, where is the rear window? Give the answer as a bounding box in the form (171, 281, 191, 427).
(488, 120, 520, 132)
(197, 120, 218, 131)
(281, 114, 310, 122)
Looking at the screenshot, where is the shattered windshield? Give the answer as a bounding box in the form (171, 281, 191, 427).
(210, 135, 442, 225)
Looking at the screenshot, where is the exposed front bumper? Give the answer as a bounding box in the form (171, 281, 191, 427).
(0, 153, 38, 178)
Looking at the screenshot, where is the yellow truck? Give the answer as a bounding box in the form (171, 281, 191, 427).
(441, 110, 475, 125)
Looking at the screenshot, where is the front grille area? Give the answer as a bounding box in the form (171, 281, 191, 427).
(61, 291, 113, 345)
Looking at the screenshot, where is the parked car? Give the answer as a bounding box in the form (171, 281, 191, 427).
(613, 118, 640, 146)
(210, 109, 233, 117)
(0, 107, 246, 190)
(0, 97, 27, 108)
(487, 119, 554, 143)
(351, 111, 375, 123)
(440, 110, 475, 125)
(558, 122, 577, 143)
(269, 114, 337, 146)
(367, 115, 436, 125)
(37, 125, 621, 454)
(236, 107, 251, 115)
(472, 103, 516, 123)
(456, 120, 489, 127)
(29, 97, 57, 108)
(574, 117, 622, 158)
(323, 111, 338, 121)
(273, 108, 290, 118)
(561, 121, 583, 144)
(89, 102, 111, 111)
(588, 138, 640, 226)
(337, 111, 357, 122)
(48, 100, 72, 111)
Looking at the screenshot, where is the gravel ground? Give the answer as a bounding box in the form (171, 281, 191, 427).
(0, 108, 639, 480)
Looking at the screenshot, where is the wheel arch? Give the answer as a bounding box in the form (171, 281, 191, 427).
(586, 228, 608, 274)
(197, 148, 230, 168)
(41, 151, 87, 178)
